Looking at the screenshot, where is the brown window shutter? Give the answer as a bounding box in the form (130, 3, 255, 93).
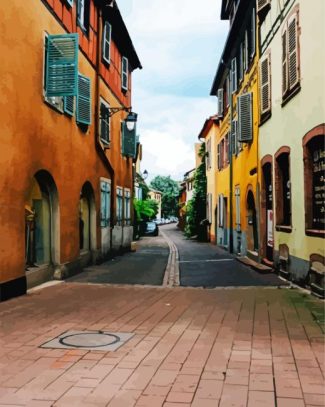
(288, 13, 299, 89)
(218, 88, 224, 117)
(282, 29, 288, 96)
(260, 53, 271, 114)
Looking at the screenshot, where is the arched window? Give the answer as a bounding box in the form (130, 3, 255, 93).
(275, 147, 291, 231)
(303, 125, 325, 237)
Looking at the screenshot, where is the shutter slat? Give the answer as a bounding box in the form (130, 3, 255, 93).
(288, 15, 299, 89)
(64, 95, 74, 116)
(46, 34, 78, 97)
(76, 74, 91, 125)
(260, 54, 271, 114)
(217, 88, 224, 117)
(282, 30, 288, 95)
(238, 93, 253, 142)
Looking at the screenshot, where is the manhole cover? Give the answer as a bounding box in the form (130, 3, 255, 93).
(40, 330, 134, 351)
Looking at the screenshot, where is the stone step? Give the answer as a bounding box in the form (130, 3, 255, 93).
(236, 256, 273, 274)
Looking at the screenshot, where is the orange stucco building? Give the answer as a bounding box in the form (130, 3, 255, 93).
(0, 0, 141, 301)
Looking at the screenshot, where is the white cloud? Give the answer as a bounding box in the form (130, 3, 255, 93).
(117, 0, 228, 180)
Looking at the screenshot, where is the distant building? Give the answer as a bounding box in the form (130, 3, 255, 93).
(148, 189, 162, 219)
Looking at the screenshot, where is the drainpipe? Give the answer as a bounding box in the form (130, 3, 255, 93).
(229, 77, 234, 254)
(95, 6, 115, 251)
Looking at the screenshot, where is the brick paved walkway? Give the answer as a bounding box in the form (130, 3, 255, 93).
(0, 283, 324, 406)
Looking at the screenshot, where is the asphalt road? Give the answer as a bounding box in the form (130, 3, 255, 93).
(161, 224, 286, 288)
(67, 235, 169, 286)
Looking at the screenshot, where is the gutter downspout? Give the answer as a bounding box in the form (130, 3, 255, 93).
(95, 7, 115, 252)
(229, 84, 234, 254)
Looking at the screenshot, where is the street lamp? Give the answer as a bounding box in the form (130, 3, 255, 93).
(142, 169, 148, 180)
(125, 112, 138, 131)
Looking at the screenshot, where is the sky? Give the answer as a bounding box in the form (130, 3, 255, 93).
(117, 0, 228, 182)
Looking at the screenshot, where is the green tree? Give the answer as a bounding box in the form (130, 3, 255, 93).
(184, 143, 207, 241)
(133, 198, 158, 222)
(150, 175, 179, 217)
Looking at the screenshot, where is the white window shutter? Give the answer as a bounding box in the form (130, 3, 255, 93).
(239, 43, 244, 81)
(287, 13, 299, 90)
(217, 88, 224, 117)
(260, 53, 271, 114)
(282, 29, 288, 95)
(226, 74, 230, 106)
(238, 92, 253, 142)
(231, 119, 237, 155)
(251, 9, 256, 57)
(244, 31, 249, 71)
(257, 0, 271, 14)
(231, 58, 237, 93)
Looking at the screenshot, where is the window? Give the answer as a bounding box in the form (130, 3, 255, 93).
(282, 8, 300, 101)
(259, 52, 271, 116)
(121, 56, 128, 91)
(207, 193, 212, 223)
(44, 35, 63, 111)
(225, 134, 229, 165)
(231, 57, 237, 93)
(303, 128, 325, 235)
(235, 186, 241, 227)
(220, 139, 225, 168)
(77, 0, 90, 32)
(99, 99, 110, 145)
(218, 194, 224, 227)
(218, 88, 224, 117)
(44, 33, 79, 98)
(102, 21, 111, 64)
(275, 149, 291, 228)
(239, 42, 244, 82)
(124, 189, 131, 226)
(76, 73, 91, 125)
(116, 187, 123, 226)
(257, 0, 271, 22)
(206, 139, 211, 170)
(65, 0, 73, 7)
(226, 74, 230, 107)
(101, 180, 111, 228)
(238, 92, 253, 142)
(250, 9, 256, 59)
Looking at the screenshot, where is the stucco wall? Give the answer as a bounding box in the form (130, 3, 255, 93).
(259, 0, 325, 269)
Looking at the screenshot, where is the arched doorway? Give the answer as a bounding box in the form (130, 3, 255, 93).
(246, 189, 258, 253)
(25, 170, 59, 267)
(79, 182, 96, 253)
(262, 162, 273, 262)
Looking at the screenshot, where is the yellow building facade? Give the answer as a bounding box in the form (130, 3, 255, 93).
(211, 0, 260, 258)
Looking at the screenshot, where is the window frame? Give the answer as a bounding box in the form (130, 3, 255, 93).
(124, 189, 131, 226)
(102, 21, 111, 65)
(43, 33, 64, 113)
(116, 186, 124, 226)
(121, 56, 128, 91)
(77, 0, 90, 34)
(281, 6, 300, 105)
(302, 126, 325, 237)
(275, 148, 292, 231)
(100, 179, 111, 228)
(99, 97, 110, 146)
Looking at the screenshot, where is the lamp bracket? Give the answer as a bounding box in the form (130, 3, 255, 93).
(99, 106, 132, 119)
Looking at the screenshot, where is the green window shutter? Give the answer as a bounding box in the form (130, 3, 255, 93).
(102, 22, 111, 64)
(122, 122, 136, 158)
(238, 92, 253, 142)
(45, 34, 78, 97)
(64, 96, 74, 116)
(76, 74, 91, 125)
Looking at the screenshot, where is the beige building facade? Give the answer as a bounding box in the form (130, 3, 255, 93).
(258, 0, 325, 294)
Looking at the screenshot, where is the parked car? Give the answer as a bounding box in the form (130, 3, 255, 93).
(144, 221, 159, 236)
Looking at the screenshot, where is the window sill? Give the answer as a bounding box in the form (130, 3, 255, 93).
(44, 98, 64, 114)
(281, 83, 301, 107)
(260, 110, 271, 126)
(100, 139, 110, 149)
(275, 225, 292, 233)
(306, 229, 325, 238)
